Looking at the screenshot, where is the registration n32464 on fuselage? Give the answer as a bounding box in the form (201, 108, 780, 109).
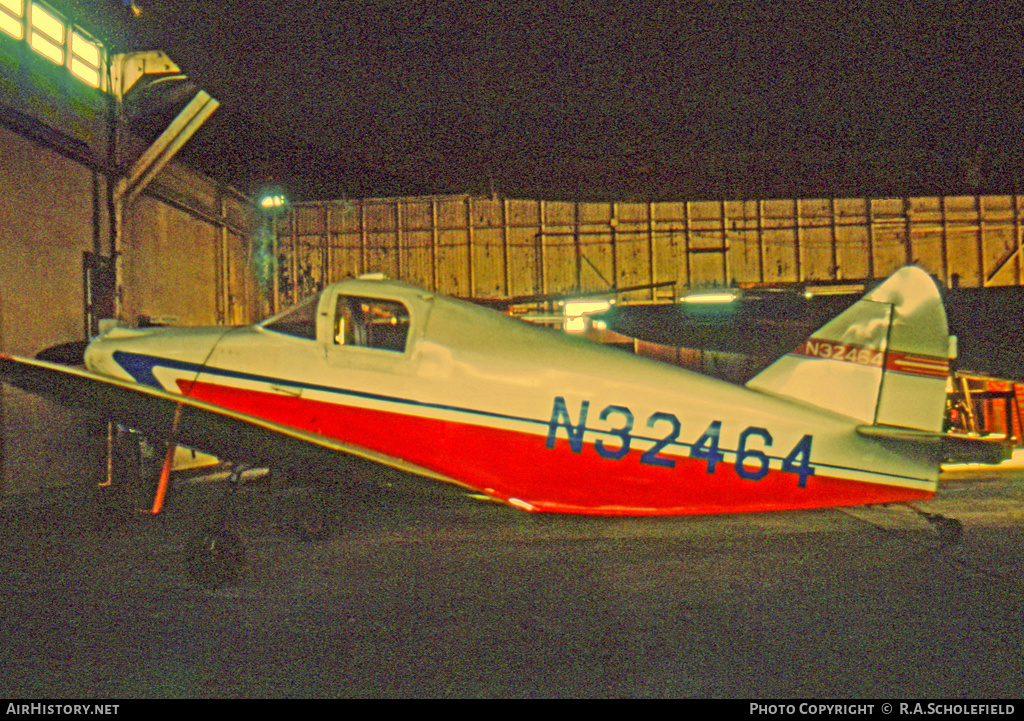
(15, 266, 954, 516)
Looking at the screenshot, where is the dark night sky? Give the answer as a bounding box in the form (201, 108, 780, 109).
(84, 0, 1024, 202)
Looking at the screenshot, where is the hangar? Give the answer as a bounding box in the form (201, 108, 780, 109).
(269, 195, 1024, 441)
(2, 1, 1024, 701)
(3, 1, 1024, 497)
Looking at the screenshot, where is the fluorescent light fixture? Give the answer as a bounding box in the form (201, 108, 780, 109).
(561, 298, 612, 317)
(681, 290, 738, 304)
(565, 317, 587, 333)
(803, 284, 864, 297)
(560, 298, 612, 334)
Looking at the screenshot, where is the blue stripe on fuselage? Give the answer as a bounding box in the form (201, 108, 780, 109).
(112, 350, 167, 388)
(109, 351, 929, 487)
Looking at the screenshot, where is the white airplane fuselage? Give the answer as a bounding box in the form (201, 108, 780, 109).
(83, 272, 947, 515)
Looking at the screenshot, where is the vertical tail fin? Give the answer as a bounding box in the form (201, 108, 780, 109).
(746, 266, 950, 431)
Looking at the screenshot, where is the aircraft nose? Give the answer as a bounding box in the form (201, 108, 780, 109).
(82, 327, 163, 381)
(83, 336, 128, 380)
(82, 325, 236, 387)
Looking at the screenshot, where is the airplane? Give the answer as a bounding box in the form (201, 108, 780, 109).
(0, 265, 966, 582)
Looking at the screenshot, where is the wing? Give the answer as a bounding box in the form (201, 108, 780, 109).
(0, 353, 471, 490)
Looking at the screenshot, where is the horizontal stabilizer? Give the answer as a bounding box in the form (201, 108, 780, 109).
(857, 424, 1012, 465)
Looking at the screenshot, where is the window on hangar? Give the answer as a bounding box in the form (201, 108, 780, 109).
(0, 0, 105, 90)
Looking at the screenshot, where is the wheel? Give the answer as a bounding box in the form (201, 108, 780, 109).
(186, 527, 247, 588)
(920, 511, 964, 548)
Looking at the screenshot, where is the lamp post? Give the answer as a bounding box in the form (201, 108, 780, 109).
(258, 187, 288, 314)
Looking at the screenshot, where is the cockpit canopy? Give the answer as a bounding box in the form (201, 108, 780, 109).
(261, 289, 411, 353)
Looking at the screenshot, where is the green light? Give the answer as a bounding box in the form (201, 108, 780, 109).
(258, 184, 288, 215)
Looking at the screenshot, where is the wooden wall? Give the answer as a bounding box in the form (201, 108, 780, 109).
(277, 194, 1024, 305)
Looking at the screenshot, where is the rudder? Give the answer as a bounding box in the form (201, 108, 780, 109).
(746, 266, 950, 431)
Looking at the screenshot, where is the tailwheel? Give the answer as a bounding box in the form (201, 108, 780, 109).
(921, 512, 964, 548)
(906, 505, 964, 548)
(186, 527, 247, 589)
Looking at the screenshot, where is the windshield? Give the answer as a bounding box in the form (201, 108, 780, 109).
(261, 293, 321, 339)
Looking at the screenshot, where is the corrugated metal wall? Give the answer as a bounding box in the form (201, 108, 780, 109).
(120, 163, 260, 328)
(0, 121, 261, 497)
(275, 194, 1024, 304)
